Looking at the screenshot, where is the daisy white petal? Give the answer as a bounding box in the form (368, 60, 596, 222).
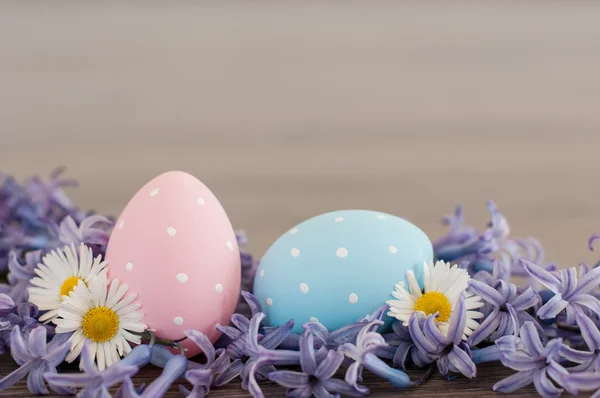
(54, 277, 146, 371)
(387, 260, 483, 339)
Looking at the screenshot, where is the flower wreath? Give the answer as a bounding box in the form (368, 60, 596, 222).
(1, 168, 600, 398)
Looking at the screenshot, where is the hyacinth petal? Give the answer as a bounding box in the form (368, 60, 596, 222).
(241, 291, 263, 316)
(408, 315, 437, 353)
(27, 363, 50, 395)
(467, 309, 501, 346)
(493, 369, 536, 393)
(213, 360, 244, 386)
(321, 378, 363, 397)
(559, 345, 594, 364)
(422, 316, 446, 349)
(520, 322, 544, 357)
(511, 288, 539, 311)
(184, 330, 215, 366)
(216, 325, 243, 341)
(589, 233, 600, 251)
(448, 294, 468, 345)
(314, 350, 344, 380)
(268, 370, 309, 388)
(500, 352, 545, 371)
(562, 370, 600, 393)
(468, 280, 503, 307)
(537, 294, 569, 319)
(260, 319, 294, 350)
(572, 265, 600, 296)
(533, 369, 563, 398)
(576, 313, 600, 351)
(0, 361, 35, 391)
(448, 345, 476, 378)
(299, 330, 317, 375)
(521, 260, 561, 294)
(230, 313, 250, 332)
(571, 294, 600, 315)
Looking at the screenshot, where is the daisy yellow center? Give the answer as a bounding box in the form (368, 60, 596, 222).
(59, 277, 83, 301)
(82, 307, 119, 343)
(414, 291, 452, 322)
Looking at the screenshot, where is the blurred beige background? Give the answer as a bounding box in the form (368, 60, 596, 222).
(2, 2, 600, 268)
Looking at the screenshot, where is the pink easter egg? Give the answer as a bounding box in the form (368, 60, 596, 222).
(105, 171, 241, 357)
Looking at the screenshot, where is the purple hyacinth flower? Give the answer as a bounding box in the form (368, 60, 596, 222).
(57, 215, 113, 255)
(0, 293, 15, 316)
(379, 320, 432, 370)
(0, 301, 49, 356)
(408, 294, 477, 378)
(269, 325, 362, 397)
(339, 320, 411, 394)
(214, 306, 294, 390)
(493, 322, 590, 398)
(0, 325, 72, 395)
(302, 310, 386, 353)
(434, 202, 546, 279)
(44, 341, 151, 398)
(566, 313, 600, 372)
(522, 259, 600, 324)
(180, 329, 229, 397)
(467, 278, 539, 345)
(6, 250, 40, 303)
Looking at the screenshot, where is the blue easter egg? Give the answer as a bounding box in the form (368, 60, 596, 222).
(253, 210, 433, 333)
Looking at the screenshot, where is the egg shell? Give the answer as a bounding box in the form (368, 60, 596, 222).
(253, 209, 433, 333)
(106, 171, 241, 357)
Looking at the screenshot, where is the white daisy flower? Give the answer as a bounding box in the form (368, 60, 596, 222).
(54, 276, 146, 370)
(28, 243, 108, 322)
(387, 260, 484, 340)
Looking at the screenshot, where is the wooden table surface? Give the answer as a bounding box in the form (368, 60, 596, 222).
(2, 2, 600, 396)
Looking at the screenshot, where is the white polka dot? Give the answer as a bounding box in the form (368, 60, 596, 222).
(150, 188, 160, 197)
(336, 248, 348, 258)
(310, 316, 319, 323)
(118, 220, 124, 229)
(259, 269, 265, 277)
(389, 245, 398, 254)
(291, 248, 300, 257)
(167, 227, 176, 236)
(300, 283, 310, 294)
(377, 214, 386, 219)
(197, 197, 205, 205)
(215, 283, 224, 293)
(173, 317, 184, 326)
(289, 228, 299, 234)
(334, 217, 344, 222)
(176, 273, 188, 283)
(226, 241, 234, 252)
(349, 293, 359, 304)
(266, 298, 273, 306)
(125, 262, 133, 271)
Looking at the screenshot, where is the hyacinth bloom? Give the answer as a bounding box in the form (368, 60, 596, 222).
(408, 294, 477, 378)
(44, 341, 150, 397)
(181, 329, 229, 397)
(57, 215, 113, 255)
(493, 322, 591, 398)
(433, 201, 545, 278)
(522, 259, 600, 324)
(467, 279, 539, 345)
(269, 326, 361, 397)
(0, 326, 72, 395)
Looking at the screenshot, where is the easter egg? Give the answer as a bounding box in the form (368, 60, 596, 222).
(253, 210, 433, 333)
(106, 171, 241, 357)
